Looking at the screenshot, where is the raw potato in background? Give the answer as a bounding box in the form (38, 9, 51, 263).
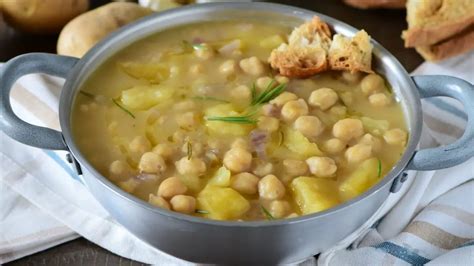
(0, 0, 89, 34)
(343, 0, 406, 9)
(57, 2, 153, 58)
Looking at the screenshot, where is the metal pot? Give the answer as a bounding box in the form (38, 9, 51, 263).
(1, 3, 473, 264)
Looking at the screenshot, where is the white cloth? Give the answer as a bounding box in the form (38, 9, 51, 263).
(1, 50, 473, 265)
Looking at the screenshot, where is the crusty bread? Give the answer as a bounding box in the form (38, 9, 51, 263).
(415, 27, 474, 61)
(344, 0, 406, 9)
(269, 16, 374, 78)
(403, 0, 474, 47)
(328, 30, 374, 73)
(269, 16, 332, 78)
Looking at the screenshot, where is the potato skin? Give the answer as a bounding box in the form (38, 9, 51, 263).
(1, 0, 89, 34)
(57, 2, 153, 58)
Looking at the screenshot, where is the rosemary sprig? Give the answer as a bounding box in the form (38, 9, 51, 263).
(251, 83, 257, 102)
(112, 99, 135, 119)
(79, 90, 95, 98)
(206, 115, 257, 124)
(195, 209, 209, 214)
(377, 159, 382, 178)
(192, 96, 229, 103)
(261, 205, 275, 220)
(251, 81, 286, 106)
(186, 141, 192, 160)
(278, 130, 285, 146)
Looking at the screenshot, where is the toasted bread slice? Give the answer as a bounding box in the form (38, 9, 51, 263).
(328, 30, 374, 73)
(344, 0, 406, 9)
(415, 26, 474, 61)
(403, 0, 474, 47)
(269, 16, 332, 78)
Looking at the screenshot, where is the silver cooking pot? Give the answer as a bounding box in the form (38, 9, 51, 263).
(1, 3, 473, 264)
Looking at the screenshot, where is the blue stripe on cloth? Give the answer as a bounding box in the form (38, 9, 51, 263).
(43, 150, 81, 182)
(373, 242, 430, 265)
(457, 240, 474, 249)
(426, 98, 468, 121)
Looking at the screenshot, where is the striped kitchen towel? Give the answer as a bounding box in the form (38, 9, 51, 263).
(1, 51, 473, 265)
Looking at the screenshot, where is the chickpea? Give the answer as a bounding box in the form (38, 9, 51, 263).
(294, 115, 324, 139)
(176, 111, 199, 129)
(174, 100, 196, 111)
(341, 71, 362, 84)
(281, 99, 309, 121)
(252, 160, 274, 177)
(287, 213, 299, 218)
(239, 56, 266, 76)
(361, 74, 384, 95)
(189, 64, 204, 75)
(158, 176, 187, 199)
(283, 159, 308, 177)
(223, 147, 252, 172)
(170, 195, 196, 214)
(359, 133, 382, 153)
(80, 104, 89, 112)
(269, 200, 291, 219)
(369, 93, 391, 107)
(345, 144, 372, 164)
(306, 156, 337, 178)
(129, 136, 151, 155)
(261, 103, 279, 117)
(275, 75, 289, 84)
(139, 152, 167, 174)
(384, 128, 407, 146)
(332, 118, 364, 141)
(219, 59, 237, 76)
(329, 105, 347, 118)
(322, 138, 346, 154)
(258, 175, 286, 200)
(231, 172, 260, 194)
(175, 157, 207, 176)
(153, 143, 176, 160)
(148, 194, 170, 210)
(169, 65, 181, 78)
(109, 160, 130, 180)
(194, 45, 215, 60)
(258, 116, 279, 132)
(231, 138, 249, 150)
(230, 85, 251, 102)
(118, 179, 139, 193)
(269, 92, 297, 107)
(308, 88, 339, 110)
(256, 76, 274, 90)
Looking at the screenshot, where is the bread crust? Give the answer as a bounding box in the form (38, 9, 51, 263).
(344, 0, 406, 9)
(328, 30, 374, 73)
(403, 15, 474, 47)
(415, 28, 474, 61)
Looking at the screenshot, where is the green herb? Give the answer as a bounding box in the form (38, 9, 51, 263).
(192, 96, 229, 103)
(377, 159, 382, 178)
(206, 115, 257, 124)
(186, 141, 192, 160)
(112, 98, 135, 119)
(278, 130, 285, 146)
(260, 206, 275, 220)
(182, 40, 205, 51)
(251, 82, 286, 106)
(251, 83, 257, 102)
(195, 209, 209, 214)
(79, 90, 95, 98)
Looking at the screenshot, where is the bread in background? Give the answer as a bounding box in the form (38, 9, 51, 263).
(343, 0, 406, 9)
(415, 29, 474, 61)
(0, 0, 89, 34)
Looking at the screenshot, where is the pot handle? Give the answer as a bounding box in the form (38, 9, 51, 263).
(0, 53, 79, 150)
(406, 75, 474, 171)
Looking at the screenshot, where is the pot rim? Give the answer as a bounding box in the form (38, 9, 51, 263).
(60, 2, 422, 227)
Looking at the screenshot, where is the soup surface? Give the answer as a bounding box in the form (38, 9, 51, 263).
(72, 20, 408, 221)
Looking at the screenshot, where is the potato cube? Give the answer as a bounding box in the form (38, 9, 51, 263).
(291, 176, 340, 215)
(121, 85, 174, 110)
(339, 157, 380, 200)
(204, 104, 252, 136)
(283, 126, 322, 159)
(118, 62, 169, 83)
(208, 166, 231, 187)
(197, 185, 250, 220)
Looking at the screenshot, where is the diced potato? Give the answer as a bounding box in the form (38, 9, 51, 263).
(208, 166, 231, 187)
(204, 104, 253, 136)
(291, 176, 340, 215)
(179, 175, 202, 193)
(283, 126, 323, 159)
(339, 158, 380, 200)
(259, 34, 285, 49)
(121, 85, 174, 110)
(118, 62, 169, 83)
(197, 185, 250, 220)
(360, 117, 389, 136)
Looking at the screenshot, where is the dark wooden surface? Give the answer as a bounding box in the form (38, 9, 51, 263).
(3, 1, 424, 265)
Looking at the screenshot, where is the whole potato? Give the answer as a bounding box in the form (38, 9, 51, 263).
(57, 2, 152, 58)
(0, 0, 89, 34)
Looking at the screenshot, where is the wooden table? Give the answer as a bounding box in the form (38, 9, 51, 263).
(3, 1, 424, 265)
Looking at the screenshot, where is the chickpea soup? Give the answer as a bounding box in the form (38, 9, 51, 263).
(72, 20, 408, 221)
